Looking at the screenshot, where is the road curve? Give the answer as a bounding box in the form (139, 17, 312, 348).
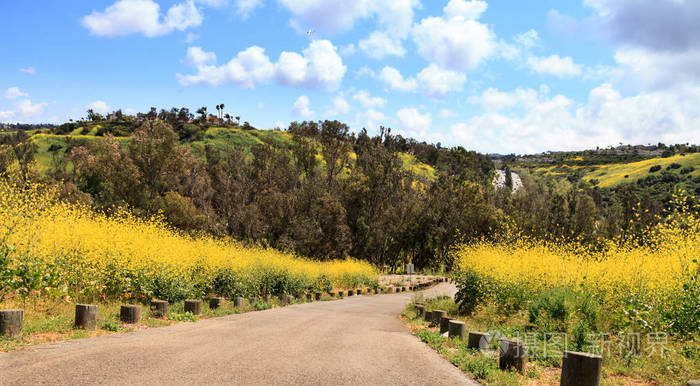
(0, 283, 476, 385)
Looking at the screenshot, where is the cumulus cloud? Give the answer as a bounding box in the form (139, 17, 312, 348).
(514, 29, 538, 48)
(0, 111, 14, 120)
(15, 99, 48, 117)
(87, 101, 112, 114)
(292, 95, 314, 117)
(358, 31, 405, 59)
(235, 0, 263, 19)
(4, 87, 28, 100)
(82, 0, 202, 37)
(454, 83, 700, 153)
(527, 54, 583, 77)
(353, 90, 386, 109)
(416, 64, 466, 98)
(363, 108, 388, 130)
(379, 65, 465, 98)
(326, 95, 351, 116)
(412, 1, 496, 72)
(397, 107, 431, 136)
(178, 40, 345, 90)
(379, 66, 417, 92)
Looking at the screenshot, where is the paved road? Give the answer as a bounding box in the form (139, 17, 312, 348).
(0, 283, 476, 385)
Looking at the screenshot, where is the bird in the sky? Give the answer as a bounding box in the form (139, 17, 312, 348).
(306, 29, 314, 36)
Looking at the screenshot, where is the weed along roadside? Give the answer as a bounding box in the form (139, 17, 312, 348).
(403, 291, 700, 385)
(0, 274, 447, 352)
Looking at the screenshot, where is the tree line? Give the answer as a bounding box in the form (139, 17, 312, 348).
(1, 113, 694, 270)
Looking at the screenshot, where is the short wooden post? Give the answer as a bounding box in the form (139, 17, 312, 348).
(415, 304, 425, 317)
(499, 339, 527, 373)
(248, 297, 258, 304)
(279, 294, 288, 304)
(448, 320, 466, 340)
(424, 310, 432, 323)
(439, 316, 452, 334)
(348, 289, 355, 296)
(150, 300, 169, 318)
(306, 293, 312, 301)
(314, 292, 322, 301)
(75, 304, 98, 330)
(374, 288, 379, 294)
(119, 305, 141, 324)
(431, 310, 446, 327)
(233, 296, 244, 308)
(338, 290, 344, 297)
(467, 332, 491, 350)
(356, 289, 362, 295)
(560, 351, 602, 386)
(0, 309, 23, 338)
(184, 300, 201, 315)
(329, 291, 337, 298)
(287, 295, 295, 304)
(401, 286, 407, 292)
(395, 287, 401, 293)
(209, 297, 224, 309)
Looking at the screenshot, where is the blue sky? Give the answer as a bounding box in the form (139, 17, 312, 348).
(1, 0, 698, 153)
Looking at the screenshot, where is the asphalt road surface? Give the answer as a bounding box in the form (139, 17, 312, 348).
(0, 283, 477, 385)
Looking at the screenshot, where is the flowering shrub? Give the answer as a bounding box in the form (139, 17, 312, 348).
(0, 181, 377, 303)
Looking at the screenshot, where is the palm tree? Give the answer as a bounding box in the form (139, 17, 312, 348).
(219, 103, 225, 119)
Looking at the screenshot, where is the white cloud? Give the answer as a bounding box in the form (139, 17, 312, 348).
(4, 87, 28, 100)
(397, 108, 431, 135)
(339, 43, 356, 56)
(82, 0, 202, 37)
(613, 47, 700, 91)
(353, 90, 386, 109)
(0, 111, 15, 120)
(379, 65, 465, 98)
(235, 0, 263, 19)
(380, 66, 417, 92)
(363, 108, 387, 130)
(326, 95, 351, 116)
(87, 100, 112, 114)
(277, 0, 418, 37)
(184, 32, 199, 43)
(454, 84, 700, 153)
(19, 66, 36, 76)
(275, 40, 346, 91)
(412, 6, 496, 72)
(178, 46, 275, 88)
(358, 31, 405, 59)
(416, 64, 466, 98)
(468, 87, 540, 112)
(439, 108, 456, 118)
(15, 99, 48, 117)
(292, 95, 314, 118)
(443, 0, 488, 20)
(514, 29, 538, 48)
(527, 54, 583, 77)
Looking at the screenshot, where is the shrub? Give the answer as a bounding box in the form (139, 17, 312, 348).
(454, 268, 486, 315)
(649, 165, 662, 173)
(666, 163, 682, 170)
(680, 166, 695, 175)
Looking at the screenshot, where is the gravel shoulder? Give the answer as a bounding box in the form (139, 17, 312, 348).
(0, 283, 477, 385)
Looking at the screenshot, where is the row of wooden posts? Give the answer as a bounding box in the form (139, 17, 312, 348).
(415, 303, 604, 386)
(0, 277, 448, 338)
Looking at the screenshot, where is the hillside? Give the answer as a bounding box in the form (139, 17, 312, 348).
(10, 123, 436, 181)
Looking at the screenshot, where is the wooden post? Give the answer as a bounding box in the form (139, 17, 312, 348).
(415, 305, 425, 317)
(499, 339, 527, 373)
(150, 300, 169, 318)
(209, 297, 224, 309)
(448, 320, 466, 340)
(401, 286, 407, 292)
(431, 310, 446, 327)
(374, 288, 379, 294)
(184, 300, 201, 315)
(279, 294, 288, 304)
(338, 290, 344, 297)
(0, 309, 23, 338)
(439, 316, 452, 334)
(357, 289, 362, 295)
(329, 291, 337, 298)
(560, 351, 602, 386)
(467, 332, 491, 350)
(424, 310, 432, 323)
(119, 305, 141, 324)
(306, 293, 312, 301)
(248, 297, 258, 304)
(348, 289, 355, 296)
(314, 292, 322, 301)
(75, 304, 98, 330)
(234, 296, 244, 308)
